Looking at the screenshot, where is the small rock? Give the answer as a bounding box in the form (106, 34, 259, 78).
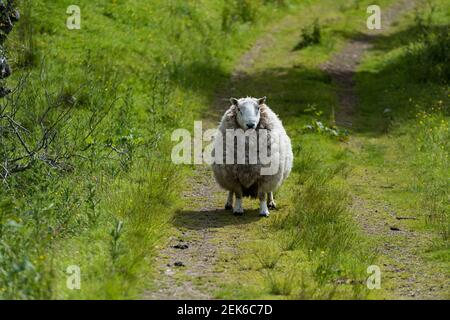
(173, 243, 189, 250)
(0, 86, 11, 98)
(174, 261, 185, 267)
(165, 268, 175, 276)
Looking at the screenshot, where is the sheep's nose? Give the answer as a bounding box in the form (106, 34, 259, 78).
(246, 123, 256, 129)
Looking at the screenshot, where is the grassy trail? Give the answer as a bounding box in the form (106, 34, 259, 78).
(324, 0, 449, 299)
(143, 12, 316, 300)
(145, 0, 448, 299)
(322, 0, 418, 127)
(143, 21, 283, 300)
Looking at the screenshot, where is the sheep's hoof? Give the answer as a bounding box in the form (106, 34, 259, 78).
(225, 203, 233, 211)
(259, 210, 270, 217)
(268, 201, 277, 210)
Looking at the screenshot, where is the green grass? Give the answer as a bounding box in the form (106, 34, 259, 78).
(0, 0, 306, 299)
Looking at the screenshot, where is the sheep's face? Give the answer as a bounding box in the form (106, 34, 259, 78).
(231, 97, 266, 130)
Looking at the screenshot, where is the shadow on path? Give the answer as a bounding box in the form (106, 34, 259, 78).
(173, 209, 263, 231)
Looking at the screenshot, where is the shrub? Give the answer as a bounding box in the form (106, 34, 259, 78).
(293, 19, 321, 50)
(406, 6, 450, 83)
(263, 270, 296, 295)
(222, 0, 260, 31)
(406, 28, 450, 83)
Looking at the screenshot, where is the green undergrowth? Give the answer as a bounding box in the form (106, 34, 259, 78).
(0, 0, 308, 299)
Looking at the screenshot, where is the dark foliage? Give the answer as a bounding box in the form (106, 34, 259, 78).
(0, 0, 19, 96)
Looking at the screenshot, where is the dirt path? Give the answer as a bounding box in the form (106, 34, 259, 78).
(144, 0, 447, 300)
(143, 21, 290, 301)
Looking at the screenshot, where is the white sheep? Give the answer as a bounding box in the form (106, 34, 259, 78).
(212, 97, 293, 217)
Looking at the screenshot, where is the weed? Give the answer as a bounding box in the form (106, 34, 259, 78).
(293, 19, 321, 50)
(407, 3, 450, 83)
(110, 219, 124, 266)
(254, 243, 282, 269)
(263, 270, 296, 296)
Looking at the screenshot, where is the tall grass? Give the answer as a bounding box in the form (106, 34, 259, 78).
(268, 151, 373, 298)
(413, 105, 449, 240)
(407, 4, 450, 83)
(238, 138, 373, 299)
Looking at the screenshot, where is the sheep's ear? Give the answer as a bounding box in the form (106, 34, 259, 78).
(230, 98, 239, 106)
(257, 96, 267, 105)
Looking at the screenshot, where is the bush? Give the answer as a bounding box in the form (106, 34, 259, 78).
(293, 19, 321, 50)
(406, 28, 450, 83)
(0, 0, 20, 96)
(406, 7, 450, 83)
(222, 0, 260, 31)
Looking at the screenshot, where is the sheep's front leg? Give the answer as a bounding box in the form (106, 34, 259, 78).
(259, 192, 270, 217)
(225, 191, 233, 210)
(267, 192, 276, 210)
(233, 192, 244, 216)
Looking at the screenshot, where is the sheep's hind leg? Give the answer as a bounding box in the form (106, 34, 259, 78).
(267, 192, 276, 210)
(233, 192, 244, 216)
(259, 192, 270, 217)
(225, 191, 233, 211)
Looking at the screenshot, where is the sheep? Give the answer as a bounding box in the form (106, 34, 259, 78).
(211, 96, 293, 217)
